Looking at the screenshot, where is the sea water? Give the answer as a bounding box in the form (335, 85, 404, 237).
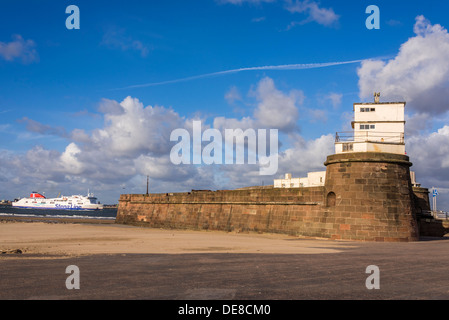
(0, 206, 117, 221)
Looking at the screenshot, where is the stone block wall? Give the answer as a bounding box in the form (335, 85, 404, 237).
(116, 152, 432, 242)
(116, 187, 332, 238)
(413, 187, 430, 214)
(418, 218, 449, 237)
(323, 152, 419, 241)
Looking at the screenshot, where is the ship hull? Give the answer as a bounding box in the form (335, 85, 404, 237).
(12, 193, 104, 211)
(11, 204, 103, 211)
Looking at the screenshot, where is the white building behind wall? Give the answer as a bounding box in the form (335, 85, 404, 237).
(274, 172, 326, 188)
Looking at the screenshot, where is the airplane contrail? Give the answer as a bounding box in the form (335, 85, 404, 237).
(112, 59, 368, 90)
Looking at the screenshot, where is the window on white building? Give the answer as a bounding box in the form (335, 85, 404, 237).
(360, 124, 376, 130)
(342, 143, 353, 152)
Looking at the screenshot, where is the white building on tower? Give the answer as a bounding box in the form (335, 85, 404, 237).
(335, 92, 406, 155)
(273, 93, 420, 189)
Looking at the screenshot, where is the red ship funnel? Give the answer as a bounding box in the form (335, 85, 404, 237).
(30, 192, 46, 199)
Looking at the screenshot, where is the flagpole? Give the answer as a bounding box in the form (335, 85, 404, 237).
(433, 187, 434, 212)
(435, 189, 437, 212)
(432, 187, 437, 212)
(146, 175, 149, 195)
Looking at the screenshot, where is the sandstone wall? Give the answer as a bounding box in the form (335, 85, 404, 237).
(323, 152, 419, 242)
(116, 152, 431, 242)
(418, 218, 449, 237)
(413, 187, 431, 214)
(116, 187, 333, 238)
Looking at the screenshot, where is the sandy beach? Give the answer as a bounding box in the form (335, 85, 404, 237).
(0, 217, 351, 257)
(2, 217, 449, 300)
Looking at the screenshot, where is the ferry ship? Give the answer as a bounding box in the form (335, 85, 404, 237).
(12, 192, 104, 210)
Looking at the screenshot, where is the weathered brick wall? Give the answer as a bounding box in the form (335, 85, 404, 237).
(323, 152, 419, 241)
(116, 187, 331, 238)
(116, 152, 432, 242)
(413, 187, 431, 214)
(418, 218, 449, 237)
(412, 187, 449, 236)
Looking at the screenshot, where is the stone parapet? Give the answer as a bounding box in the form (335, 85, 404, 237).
(116, 187, 328, 238)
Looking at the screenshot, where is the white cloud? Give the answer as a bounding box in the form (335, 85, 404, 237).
(308, 108, 327, 123)
(404, 112, 433, 137)
(326, 92, 342, 109)
(70, 129, 91, 144)
(0, 34, 38, 63)
(2, 77, 328, 203)
(358, 15, 449, 115)
(101, 28, 150, 57)
(215, 0, 339, 28)
(224, 86, 242, 105)
(356, 16, 449, 209)
(277, 133, 334, 178)
(215, 76, 302, 132)
(97, 98, 125, 115)
(91, 96, 185, 157)
(18, 117, 68, 138)
(406, 125, 449, 209)
(1, 97, 190, 202)
(408, 126, 449, 171)
(60, 143, 84, 175)
(253, 77, 302, 131)
(213, 116, 255, 132)
(285, 0, 339, 27)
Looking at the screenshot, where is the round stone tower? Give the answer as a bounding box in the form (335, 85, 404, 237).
(323, 152, 419, 242)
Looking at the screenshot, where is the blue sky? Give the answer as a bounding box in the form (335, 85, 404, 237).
(1, 0, 449, 207)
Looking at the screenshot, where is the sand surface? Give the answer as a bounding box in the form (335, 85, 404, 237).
(0, 219, 355, 257)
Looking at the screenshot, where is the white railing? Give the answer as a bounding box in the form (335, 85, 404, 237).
(422, 210, 449, 220)
(434, 211, 449, 220)
(335, 131, 404, 144)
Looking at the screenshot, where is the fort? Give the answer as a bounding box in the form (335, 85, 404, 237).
(116, 94, 449, 241)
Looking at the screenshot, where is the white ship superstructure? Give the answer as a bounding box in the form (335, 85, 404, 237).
(12, 192, 104, 210)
